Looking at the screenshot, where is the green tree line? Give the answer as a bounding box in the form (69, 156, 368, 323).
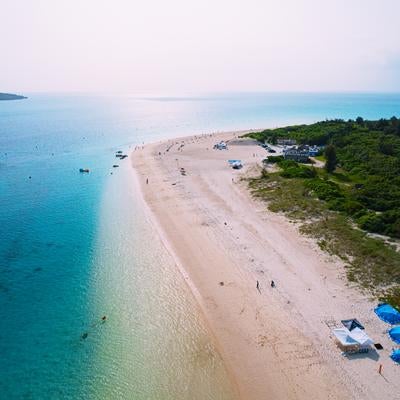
(249, 117, 400, 238)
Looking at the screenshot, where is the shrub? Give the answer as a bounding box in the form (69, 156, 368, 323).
(342, 200, 365, 215)
(266, 155, 284, 163)
(380, 210, 400, 238)
(327, 199, 364, 216)
(357, 213, 386, 234)
(278, 160, 317, 179)
(277, 159, 298, 169)
(305, 179, 343, 201)
(357, 210, 400, 238)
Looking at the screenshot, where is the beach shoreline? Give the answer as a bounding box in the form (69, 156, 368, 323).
(130, 146, 242, 399)
(131, 131, 400, 400)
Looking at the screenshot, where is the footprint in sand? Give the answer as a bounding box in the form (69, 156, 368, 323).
(257, 335, 268, 347)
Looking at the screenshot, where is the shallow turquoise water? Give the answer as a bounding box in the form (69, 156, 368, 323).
(0, 93, 399, 399)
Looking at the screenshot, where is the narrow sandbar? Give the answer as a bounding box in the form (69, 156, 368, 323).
(131, 131, 399, 400)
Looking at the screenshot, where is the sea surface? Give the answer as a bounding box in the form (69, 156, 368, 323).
(1, 93, 399, 399)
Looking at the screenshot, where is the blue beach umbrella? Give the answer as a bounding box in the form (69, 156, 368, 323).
(389, 326, 400, 344)
(374, 304, 400, 325)
(390, 349, 400, 364)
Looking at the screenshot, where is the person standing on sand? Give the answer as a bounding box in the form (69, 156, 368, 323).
(146, 178, 148, 184)
(256, 280, 261, 293)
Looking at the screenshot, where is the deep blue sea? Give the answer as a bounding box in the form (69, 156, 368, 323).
(1, 93, 399, 399)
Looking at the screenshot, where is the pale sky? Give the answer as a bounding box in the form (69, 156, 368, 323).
(1, 0, 400, 94)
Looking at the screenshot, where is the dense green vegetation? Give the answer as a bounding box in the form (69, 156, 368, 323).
(277, 159, 317, 179)
(247, 117, 400, 308)
(250, 117, 400, 239)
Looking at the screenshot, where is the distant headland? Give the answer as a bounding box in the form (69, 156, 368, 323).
(0, 92, 27, 101)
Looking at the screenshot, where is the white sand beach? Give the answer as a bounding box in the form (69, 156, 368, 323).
(131, 131, 400, 400)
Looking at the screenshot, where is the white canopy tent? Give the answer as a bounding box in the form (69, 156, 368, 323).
(332, 327, 374, 352)
(348, 327, 374, 346)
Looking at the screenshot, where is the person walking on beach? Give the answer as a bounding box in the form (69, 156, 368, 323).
(146, 178, 148, 184)
(271, 280, 275, 288)
(256, 280, 261, 293)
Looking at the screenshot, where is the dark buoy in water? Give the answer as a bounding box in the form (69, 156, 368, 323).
(29, 176, 32, 179)
(82, 332, 88, 339)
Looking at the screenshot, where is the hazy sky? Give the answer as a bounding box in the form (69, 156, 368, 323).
(1, 0, 400, 94)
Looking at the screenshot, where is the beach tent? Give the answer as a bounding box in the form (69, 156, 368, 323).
(341, 319, 364, 331)
(388, 326, 400, 344)
(348, 328, 374, 346)
(332, 327, 373, 352)
(374, 303, 400, 325)
(333, 328, 359, 347)
(390, 349, 400, 364)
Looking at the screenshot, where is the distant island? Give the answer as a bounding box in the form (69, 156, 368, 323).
(0, 92, 27, 101)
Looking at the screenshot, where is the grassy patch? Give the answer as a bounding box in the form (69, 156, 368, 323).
(249, 173, 325, 220)
(300, 217, 400, 292)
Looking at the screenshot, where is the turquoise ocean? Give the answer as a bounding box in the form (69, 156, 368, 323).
(1, 93, 399, 399)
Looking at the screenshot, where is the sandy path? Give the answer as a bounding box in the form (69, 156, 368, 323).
(131, 132, 399, 400)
